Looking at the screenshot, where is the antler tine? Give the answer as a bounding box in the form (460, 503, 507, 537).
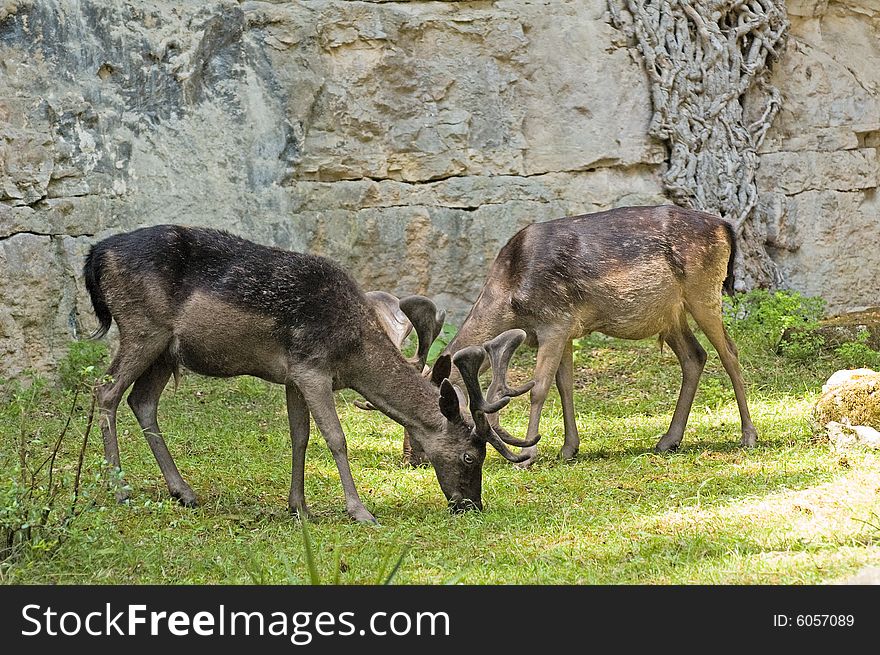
(484, 430, 534, 463)
(399, 295, 444, 370)
(483, 329, 536, 403)
(453, 344, 540, 459)
(481, 329, 540, 449)
(491, 424, 540, 448)
(452, 346, 511, 417)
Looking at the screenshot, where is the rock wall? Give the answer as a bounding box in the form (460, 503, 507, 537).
(758, 0, 880, 309)
(0, 0, 877, 378)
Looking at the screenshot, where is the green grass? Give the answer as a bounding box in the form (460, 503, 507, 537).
(2, 329, 880, 585)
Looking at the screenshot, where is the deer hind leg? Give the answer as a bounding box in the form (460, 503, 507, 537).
(285, 383, 312, 519)
(295, 371, 376, 524)
(518, 329, 570, 468)
(687, 299, 758, 448)
(556, 340, 580, 460)
(126, 351, 197, 506)
(97, 333, 171, 501)
(655, 316, 707, 452)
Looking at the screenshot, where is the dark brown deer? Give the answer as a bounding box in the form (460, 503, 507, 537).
(82, 225, 534, 522)
(417, 205, 757, 467)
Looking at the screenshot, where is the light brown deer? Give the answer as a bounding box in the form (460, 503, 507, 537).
(410, 205, 758, 467)
(83, 225, 534, 522)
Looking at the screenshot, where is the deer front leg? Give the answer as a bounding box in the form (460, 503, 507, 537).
(518, 331, 569, 468)
(555, 340, 579, 460)
(286, 384, 312, 519)
(295, 372, 377, 524)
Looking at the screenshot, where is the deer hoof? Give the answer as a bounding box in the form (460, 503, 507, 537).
(111, 476, 132, 504)
(559, 445, 579, 461)
(654, 434, 681, 453)
(172, 488, 198, 508)
(349, 507, 379, 524)
(740, 427, 758, 448)
(289, 504, 314, 521)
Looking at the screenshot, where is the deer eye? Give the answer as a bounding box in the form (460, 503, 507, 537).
(461, 452, 475, 465)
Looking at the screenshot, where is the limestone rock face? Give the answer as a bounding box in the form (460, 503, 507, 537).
(0, 0, 668, 377)
(758, 1, 880, 313)
(1, 0, 879, 378)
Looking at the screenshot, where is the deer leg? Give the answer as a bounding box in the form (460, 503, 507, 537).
(518, 331, 569, 468)
(688, 302, 758, 447)
(126, 353, 197, 506)
(655, 319, 707, 452)
(402, 429, 428, 467)
(296, 373, 377, 524)
(555, 341, 580, 460)
(97, 336, 170, 501)
(285, 383, 312, 519)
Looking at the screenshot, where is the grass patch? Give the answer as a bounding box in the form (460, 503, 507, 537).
(2, 294, 880, 584)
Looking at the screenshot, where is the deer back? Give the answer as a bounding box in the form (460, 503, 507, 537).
(86, 225, 371, 381)
(465, 205, 735, 342)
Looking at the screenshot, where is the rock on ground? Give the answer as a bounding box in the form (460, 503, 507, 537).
(815, 369, 880, 430)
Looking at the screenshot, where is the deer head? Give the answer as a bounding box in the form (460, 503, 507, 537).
(423, 334, 536, 511)
(360, 295, 536, 511)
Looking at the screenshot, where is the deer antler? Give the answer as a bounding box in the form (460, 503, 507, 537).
(355, 291, 418, 412)
(365, 290, 413, 349)
(482, 330, 538, 448)
(399, 295, 446, 371)
(452, 333, 539, 462)
(484, 329, 535, 400)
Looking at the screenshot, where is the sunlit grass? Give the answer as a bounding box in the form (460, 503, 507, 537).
(2, 330, 879, 584)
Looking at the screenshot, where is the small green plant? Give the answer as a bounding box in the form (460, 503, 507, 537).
(57, 340, 109, 391)
(299, 520, 409, 585)
(780, 329, 827, 362)
(724, 289, 826, 356)
(835, 331, 880, 370)
(1, 366, 103, 568)
(300, 519, 322, 584)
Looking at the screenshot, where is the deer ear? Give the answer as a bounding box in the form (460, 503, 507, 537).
(439, 379, 462, 423)
(430, 354, 452, 387)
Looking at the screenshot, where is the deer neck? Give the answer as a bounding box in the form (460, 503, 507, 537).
(347, 332, 445, 435)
